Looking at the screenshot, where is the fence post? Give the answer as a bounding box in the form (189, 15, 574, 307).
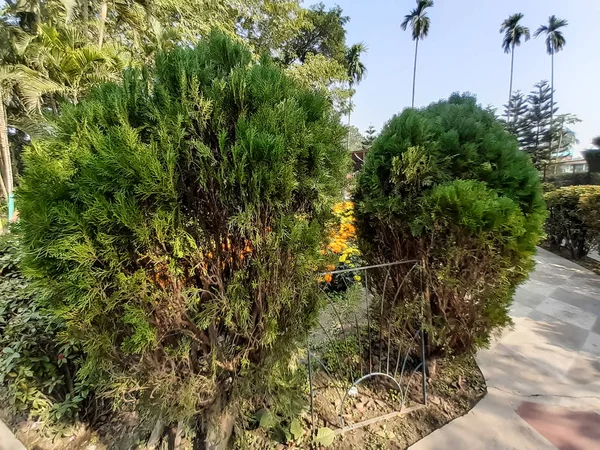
(421, 330, 427, 405)
(307, 348, 315, 439)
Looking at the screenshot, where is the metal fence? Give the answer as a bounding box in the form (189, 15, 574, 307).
(306, 260, 427, 436)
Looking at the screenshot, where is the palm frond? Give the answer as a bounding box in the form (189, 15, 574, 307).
(500, 13, 530, 53)
(535, 16, 568, 54)
(401, 0, 433, 41)
(58, 0, 78, 23)
(345, 42, 367, 84)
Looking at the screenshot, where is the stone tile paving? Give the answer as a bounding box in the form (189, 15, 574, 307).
(410, 247, 600, 450)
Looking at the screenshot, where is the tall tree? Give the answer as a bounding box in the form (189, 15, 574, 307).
(522, 80, 556, 170)
(345, 42, 367, 151)
(281, 3, 349, 64)
(503, 90, 529, 148)
(552, 113, 580, 160)
(500, 13, 530, 121)
(534, 15, 568, 155)
(401, 0, 433, 108)
(362, 124, 377, 152)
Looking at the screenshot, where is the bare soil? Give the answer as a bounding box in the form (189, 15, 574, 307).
(0, 407, 154, 450)
(240, 354, 486, 449)
(326, 355, 485, 449)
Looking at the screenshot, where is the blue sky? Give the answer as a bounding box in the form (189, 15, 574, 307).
(325, 0, 600, 155)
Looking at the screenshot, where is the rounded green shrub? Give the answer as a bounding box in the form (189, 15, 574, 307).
(355, 94, 546, 355)
(17, 32, 348, 444)
(544, 185, 600, 259)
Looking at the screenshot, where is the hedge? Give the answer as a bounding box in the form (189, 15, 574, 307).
(354, 94, 546, 355)
(544, 185, 600, 259)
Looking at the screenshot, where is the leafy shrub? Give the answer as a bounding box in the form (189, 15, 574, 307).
(0, 235, 88, 421)
(17, 32, 348, 446)
(544, 186, 600, 259)
(545, 172, 600, 189)
(354, 94, 546, 356)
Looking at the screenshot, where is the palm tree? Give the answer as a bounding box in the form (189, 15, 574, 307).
(345, 43, 367, 151)
(534, 15, 568, 154)
(401, 0, 433, 108)
(0, 65, 60, 221)
(500, 13, 530, 121)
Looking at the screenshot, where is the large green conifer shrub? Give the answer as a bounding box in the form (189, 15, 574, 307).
(17, 32, 348, 445)
(355, 94, 545, 356)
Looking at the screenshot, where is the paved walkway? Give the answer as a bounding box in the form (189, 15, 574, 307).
(0, 420, 25, 450)
(411, 247, 600, 450)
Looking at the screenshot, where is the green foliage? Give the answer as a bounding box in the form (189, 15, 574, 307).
(286, 52, 350, 113)
(544, 172, 600, 189)
(281, 3, 349, 65)
(355, 94, 546, 355)
(500, 13, 530, 53)
(362, 124, 377, 153)
(544, 186, 600, 259)
(503, 82, 579, 170)
(314, 427, 335, 446)
(0, 234, 88, 421)
(17, 32, 348, 440)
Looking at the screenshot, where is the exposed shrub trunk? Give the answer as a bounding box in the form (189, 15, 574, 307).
(202, 399, 235, 450)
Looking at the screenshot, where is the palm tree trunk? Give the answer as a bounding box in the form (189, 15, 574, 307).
(0, 87, 12, 193)
(82, 0, 89, 37)
(550, 51, 555, 160)
(411, 38, 419, 108)
(507, 44, 515, 121)
(98, 1, 108, 49)
(0, 87, 12, 213)
(347, 85, 353, 153)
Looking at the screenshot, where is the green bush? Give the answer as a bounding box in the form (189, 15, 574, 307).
(0, 235, 88, 421)
(354, 94, 546, 356)
(544, 186, 600, 259)
(17, 32, 347, 445)
(544, 172, 600, 189)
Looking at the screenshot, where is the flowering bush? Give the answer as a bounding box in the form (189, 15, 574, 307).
(322, 201, 362, 291)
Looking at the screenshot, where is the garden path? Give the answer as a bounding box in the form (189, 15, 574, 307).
(410, 247, 600, 450)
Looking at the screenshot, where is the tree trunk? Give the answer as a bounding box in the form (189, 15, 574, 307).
(411, 38, 419, 108)
(0, 86, 12, 201)
(202, 400, 235, 450)
(98, 1, 108, 49)
(82, 0, 89, 37)
(549, 51, 555, 158)
(507, 44, 515, 121)
(347, 83, 353, 153)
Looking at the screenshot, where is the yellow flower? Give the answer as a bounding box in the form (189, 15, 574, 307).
(339, 254, 347, 263)
(354, 275, 361, 282)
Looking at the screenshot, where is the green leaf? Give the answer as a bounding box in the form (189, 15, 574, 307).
(256, 408, 275, 429)
(314, 427, 335, 447)
(290, 418, 303, 440)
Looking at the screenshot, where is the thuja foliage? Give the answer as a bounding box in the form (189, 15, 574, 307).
(355, 94, 546, 355)
(17, 32, 348, 443)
